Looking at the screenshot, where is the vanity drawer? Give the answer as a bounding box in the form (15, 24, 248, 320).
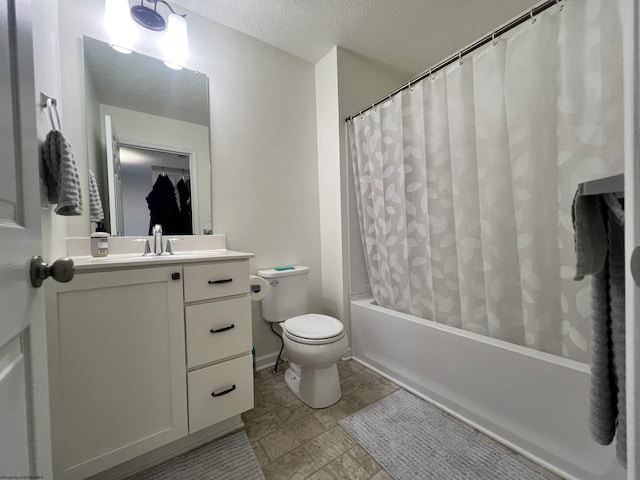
(183, 261, 249, 303)
(185, 297, 252, 368)
(188, 354, 253, 433)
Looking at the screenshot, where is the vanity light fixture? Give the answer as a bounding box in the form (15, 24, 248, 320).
(161, 13, 189, 70)
(104, 0, 189, 69)
(130, 0, 186, 32)
(104, 0, 136, 53)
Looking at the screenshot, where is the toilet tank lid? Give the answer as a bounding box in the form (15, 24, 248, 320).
(257, 265, 309, 278)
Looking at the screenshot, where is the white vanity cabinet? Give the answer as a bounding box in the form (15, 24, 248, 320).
(46, 255, 254, 480)
(182, 262, 254, 433)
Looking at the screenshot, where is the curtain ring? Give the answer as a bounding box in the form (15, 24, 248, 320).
(557, 0, 564, 11)
(492, 32, 497, 46)
(530, 9, 537, 23)
(458, 52, 463, 65)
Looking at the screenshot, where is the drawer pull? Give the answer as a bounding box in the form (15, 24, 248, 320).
(210, 324, 235, 334)
(211, 384, 236, 397)
(208, 278, 233, 285)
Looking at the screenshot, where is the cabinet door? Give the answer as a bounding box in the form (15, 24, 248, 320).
(46, 267, 187, 480)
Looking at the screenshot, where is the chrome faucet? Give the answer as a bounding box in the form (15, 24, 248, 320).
(152, 224, 163, 255)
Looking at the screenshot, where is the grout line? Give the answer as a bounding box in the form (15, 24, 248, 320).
(251, 360, 395, 475)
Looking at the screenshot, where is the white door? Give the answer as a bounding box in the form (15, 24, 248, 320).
(0, 0, 52, 477)
(624, 0, 640, 479)
(105, 114, 124, 235)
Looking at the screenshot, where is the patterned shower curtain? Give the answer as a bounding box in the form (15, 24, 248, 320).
(347, 0, 622, 362)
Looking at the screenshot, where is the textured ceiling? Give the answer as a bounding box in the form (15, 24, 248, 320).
(171, 0, 541, 77)
(84, 36, 210, 126)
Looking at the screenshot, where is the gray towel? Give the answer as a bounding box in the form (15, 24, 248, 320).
(41, 130, 83, 216)
(608, 210, 626, 467)
(88, 170, 104, 222)
(572, 191, 607, 280)
(573, 192, 626, 467)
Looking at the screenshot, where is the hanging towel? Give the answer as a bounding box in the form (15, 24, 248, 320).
(572, 191, 608, 280)
(604, 194, 626, 467)
(573, 192, 626, 467)
(176, 178, 192, 234)
(146, 174, 181, 235)
(41, 130, 83, 216)
(88, 170, 104, 223)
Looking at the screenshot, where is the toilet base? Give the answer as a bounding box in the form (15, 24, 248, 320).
(284, 362, 342, 409)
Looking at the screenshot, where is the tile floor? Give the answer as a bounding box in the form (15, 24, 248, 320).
(243, 360, 562, 480)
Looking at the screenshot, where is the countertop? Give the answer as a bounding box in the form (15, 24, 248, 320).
(71, 249, 254, 271)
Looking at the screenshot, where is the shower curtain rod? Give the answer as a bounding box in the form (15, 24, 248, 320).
(346, 0, 561, 122)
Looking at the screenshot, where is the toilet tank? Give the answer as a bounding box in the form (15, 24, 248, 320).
(257, 266, 310, 323)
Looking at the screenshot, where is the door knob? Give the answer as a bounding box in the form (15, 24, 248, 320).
(30, 256, 75, 288)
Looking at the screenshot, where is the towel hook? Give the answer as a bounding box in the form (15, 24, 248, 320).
(40, 92, 62, 131)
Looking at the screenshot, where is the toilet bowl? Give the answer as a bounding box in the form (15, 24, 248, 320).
(257, 266, 348, 409)
(281, 314, 348, 408)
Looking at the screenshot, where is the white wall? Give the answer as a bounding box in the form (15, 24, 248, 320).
(315, 49, 342, 321)
(37, 5, 67, 262)
(121, 169, 151, 236)
(56, 0, 320, 359)
(32, 0, 64, 476)
(99, 104, 211, 233)
(315, 47, 407, 349)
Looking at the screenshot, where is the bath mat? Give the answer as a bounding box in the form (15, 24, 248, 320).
(339, 389, 548, 480)
(128, 431, 264, 480)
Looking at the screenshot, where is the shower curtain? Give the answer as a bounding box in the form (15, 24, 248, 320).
(347, 0, 622, 362)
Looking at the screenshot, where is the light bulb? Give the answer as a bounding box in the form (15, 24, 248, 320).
(104, 0, 137, 52)
(163, 61, 184, 70)
(110, 45, 132, 54)
(162, 14, 189, 68)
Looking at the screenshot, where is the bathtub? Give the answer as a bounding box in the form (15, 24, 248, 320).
(350, 297, 626, 480)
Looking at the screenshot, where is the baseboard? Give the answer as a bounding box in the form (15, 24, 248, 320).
(90, 416, 244, 480)
(255, 350, 287, 371)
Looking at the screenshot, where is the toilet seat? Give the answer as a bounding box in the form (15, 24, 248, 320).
(283, 314, 345, 345)
(284, 329, 346, 345)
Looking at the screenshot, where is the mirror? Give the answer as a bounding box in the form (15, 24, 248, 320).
(83, 36, 212, 236)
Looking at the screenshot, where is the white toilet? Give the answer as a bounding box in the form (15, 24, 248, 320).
(258, 266, 348, 408)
